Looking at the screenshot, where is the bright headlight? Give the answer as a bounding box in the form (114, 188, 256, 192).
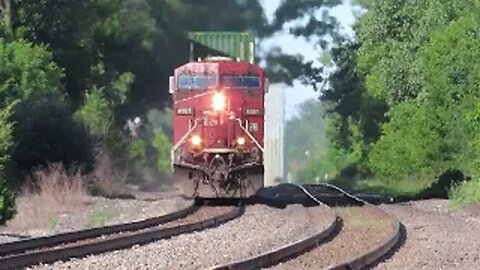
(212, 92, 226, 111)
(191, 135, 202, 146)
(237, 137, 246, 145)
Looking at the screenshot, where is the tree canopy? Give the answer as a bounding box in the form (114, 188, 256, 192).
(0, 0, 350, 223)
(288, 0, 480, 205)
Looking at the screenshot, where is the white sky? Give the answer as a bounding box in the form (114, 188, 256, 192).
(260, 0, 357, 119)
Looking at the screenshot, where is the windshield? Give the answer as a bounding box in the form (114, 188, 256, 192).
(221, 76, 261, 89)
(177, 75, 218, 90)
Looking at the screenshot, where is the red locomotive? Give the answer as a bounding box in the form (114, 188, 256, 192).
(169, 32, 266, 198)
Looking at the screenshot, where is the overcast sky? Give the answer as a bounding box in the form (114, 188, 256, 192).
(260, 0, 357, 119)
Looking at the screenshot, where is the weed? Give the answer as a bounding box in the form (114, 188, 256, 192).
(89, 207, 117, 227)
(48, 217, 59, 230)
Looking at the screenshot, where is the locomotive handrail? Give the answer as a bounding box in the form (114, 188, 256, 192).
(235, 118, 264, 152)
(171, 117, 264, 171)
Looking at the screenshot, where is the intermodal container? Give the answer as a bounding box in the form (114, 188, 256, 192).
(188, 32, 255, 64)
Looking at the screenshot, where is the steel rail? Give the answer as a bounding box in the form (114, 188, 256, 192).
(317, 184, 402, 270)
(0, 201, 197, 258)
(211, 183, 402, 270)
(209, 185, 340, 270)
(0, 206, 244, 270)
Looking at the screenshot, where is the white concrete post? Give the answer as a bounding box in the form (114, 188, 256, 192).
(264, 83, 285, 186)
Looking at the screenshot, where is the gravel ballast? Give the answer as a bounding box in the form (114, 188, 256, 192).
(29, 204, 335, 270)
(373, 199, 480, 269)
(0, 235, 24, 244)
(270, 206, 397, 269)
(31, 206, 234, 253)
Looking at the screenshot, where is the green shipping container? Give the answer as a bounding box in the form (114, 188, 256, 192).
(188, 32, 256, 64)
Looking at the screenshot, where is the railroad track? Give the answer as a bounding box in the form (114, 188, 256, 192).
(0, 184, 402, 270)
(0, 202, 244, 270)
(211, 183, 402, 270)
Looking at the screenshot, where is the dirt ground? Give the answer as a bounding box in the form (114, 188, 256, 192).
(0, 188, 190, 239)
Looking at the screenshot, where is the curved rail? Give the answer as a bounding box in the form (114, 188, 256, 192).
(0, 206, 244, 270)
(0, 201, 197, 257)
(318, 184, 402, 270)
(212, 183, 402, 270)
(209, 185, 340, 270)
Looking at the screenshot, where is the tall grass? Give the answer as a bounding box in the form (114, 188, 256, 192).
(28, 163, 87, 206)
(7, 163, 87, 231)
(88, 146, 129, 198)
(449, 178, 480, 209)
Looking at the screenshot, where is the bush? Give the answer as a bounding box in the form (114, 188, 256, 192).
(0, 39, 91, 191)
(450, 177, 480, 209)
(11, 96, 94, 182)
(128, 139, 148, 167)
(0, 105, 15, 224)
(0, 178, 15, 224)
(74, 72, 134, 140)
(74, 86, 113, 139)
(152, 130, 171, 174)
(0, 39, 63, 106)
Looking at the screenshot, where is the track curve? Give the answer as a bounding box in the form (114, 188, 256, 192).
(0, 201, 197, 257)
(318, 183, 402, 270)
(0, 205, 243, 270)
(215, 183, 402, 270)
(209, 205, 339, 270)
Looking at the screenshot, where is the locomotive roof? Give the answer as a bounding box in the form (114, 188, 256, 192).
(175, 58, 264, 75)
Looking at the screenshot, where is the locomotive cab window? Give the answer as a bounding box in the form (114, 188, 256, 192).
(177, 74, 218, 90)
(221, 76, 260, 89)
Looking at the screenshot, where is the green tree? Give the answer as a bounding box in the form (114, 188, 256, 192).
(0, 104, 14, 223)
(74, 72, 134, 139)
(74, 87, 113, 139)
(285, 99, 327, 180)
(0, 39, 63, 105)
(128, 139, 147, 167)
(11, 96, 94, 180)
(365, 1, 480, 181)
(12, 0, 154, 109)
(356, 0, 477, 105)
(310, 0, 480, 200)
(152, 130, 171, 174)
(0, 39, 94, 183)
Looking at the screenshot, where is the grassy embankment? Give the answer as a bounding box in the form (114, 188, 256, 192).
(323, 177, 430, 199)
(316, 170, 474, 207)
(449, 179, 480, 209)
